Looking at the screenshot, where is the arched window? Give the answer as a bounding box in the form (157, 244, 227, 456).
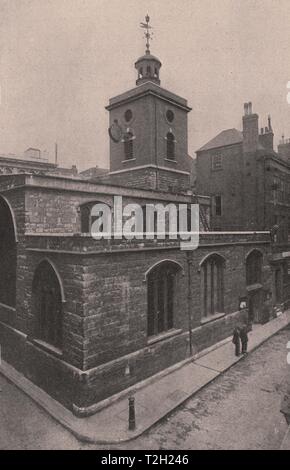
(246, 250, 262, 286)
(201, 254, 224, 317)
(0, 196, 16, 307)
(124, 132, 134, 160)
(147, 261, 181, 336)
(32, 260, 63, 349)
(146, 65, 151, 76)
(166, 132, 175, 160)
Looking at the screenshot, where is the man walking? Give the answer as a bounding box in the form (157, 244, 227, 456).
(240, 324, 249, 355)
(232, 326, 241, 357)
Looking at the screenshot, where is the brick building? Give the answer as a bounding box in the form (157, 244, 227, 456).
(0, 151, 57, 175)
(0, 150, 79, 178)
(0, 42, 273, 414)
(196, 102, 290, 316)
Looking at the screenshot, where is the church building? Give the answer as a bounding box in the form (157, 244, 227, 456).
(0, 18, 272, 415)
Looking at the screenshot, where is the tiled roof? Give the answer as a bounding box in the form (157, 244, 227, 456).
(197, 128, 243, 152)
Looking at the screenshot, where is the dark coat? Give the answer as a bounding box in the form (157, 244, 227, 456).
(232, 328, 240, 345)
(240, 326, 248, 343)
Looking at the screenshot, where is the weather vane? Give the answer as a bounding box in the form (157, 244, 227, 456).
(140, 14, 153, 54)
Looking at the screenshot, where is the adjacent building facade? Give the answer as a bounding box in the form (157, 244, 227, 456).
(196, 102, 290, 315)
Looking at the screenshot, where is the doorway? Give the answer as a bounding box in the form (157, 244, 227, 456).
(248, 290, 262, 323)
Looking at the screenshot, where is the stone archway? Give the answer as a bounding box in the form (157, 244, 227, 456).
(0, 196, 17, 307)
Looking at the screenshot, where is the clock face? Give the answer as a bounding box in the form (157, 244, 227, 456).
(108, 120, 123, 143)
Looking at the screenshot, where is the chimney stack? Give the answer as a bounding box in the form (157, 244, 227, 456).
(259, 114, 274, 151)
(242, 102, 259, 153)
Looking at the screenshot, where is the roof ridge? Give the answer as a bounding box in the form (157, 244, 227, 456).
(197, 128, 243, 152)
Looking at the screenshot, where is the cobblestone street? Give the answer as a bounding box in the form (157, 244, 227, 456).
(0, 328, 289, 450)
(120, 327, 290, 450)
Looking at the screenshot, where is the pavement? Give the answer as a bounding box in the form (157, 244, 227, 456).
(1, 310, 290, 445)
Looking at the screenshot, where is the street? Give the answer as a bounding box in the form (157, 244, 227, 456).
(0, 327, 289, 450)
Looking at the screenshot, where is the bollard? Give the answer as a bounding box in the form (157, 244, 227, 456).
(128, 396, 136, 430)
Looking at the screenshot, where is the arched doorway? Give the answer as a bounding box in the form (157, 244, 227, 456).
(32, 260, 63, 349)
(146, 261, 181, 337)
(0, 196, 17, 307)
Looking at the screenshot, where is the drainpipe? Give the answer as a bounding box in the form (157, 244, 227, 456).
(186, 251, 193, 356)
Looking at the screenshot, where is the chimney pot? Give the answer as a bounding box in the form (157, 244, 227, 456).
(244, 103, 248, 116)
(248, 102, 252, 114)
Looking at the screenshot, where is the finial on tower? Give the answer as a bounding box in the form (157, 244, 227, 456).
(135, 15, 161, 86)
(140, 14, 153, 54)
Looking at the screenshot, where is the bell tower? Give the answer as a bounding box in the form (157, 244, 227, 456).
(106, 15, 192, 193)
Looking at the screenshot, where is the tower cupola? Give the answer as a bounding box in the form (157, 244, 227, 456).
(135, 15, 162, 86)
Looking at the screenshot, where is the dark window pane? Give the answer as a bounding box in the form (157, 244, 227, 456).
(167, 274, 174, 329)
(147, 263, 179, 336)
(81, 206, 91, 233)
(214, 196, 222, 216)
(147, 277, 155, 336)
(124, 132, 134, 160)
(166, 110, 174, 123)
(33, 261, 63, 349)
(246, 251, 262, 286)
(167, 132, 175, 160)
(212, 154, 222, 170)
(124, 109, 133, 122)
(157, 274, 165, 333)
(201, 256, 224, 317)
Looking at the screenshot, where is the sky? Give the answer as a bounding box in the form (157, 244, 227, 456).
(0, 0, 290, 171)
